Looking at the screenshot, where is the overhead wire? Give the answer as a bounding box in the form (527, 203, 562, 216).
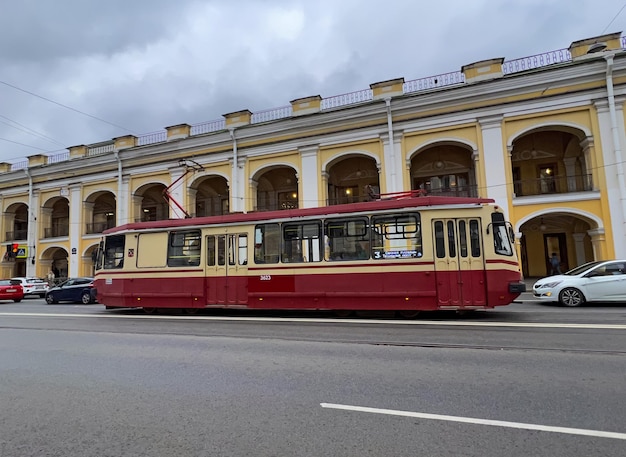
(0, 115, 66, 147)
(0, 79, 135, 134)
(601, 1, 626, 34)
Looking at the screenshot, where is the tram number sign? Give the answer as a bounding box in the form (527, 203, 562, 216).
(260, 275, 271, 281)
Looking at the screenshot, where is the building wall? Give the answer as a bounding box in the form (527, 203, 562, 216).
(2, 33, 626, 279)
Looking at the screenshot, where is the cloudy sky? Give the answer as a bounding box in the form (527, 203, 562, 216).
(1, 0, 625, 164)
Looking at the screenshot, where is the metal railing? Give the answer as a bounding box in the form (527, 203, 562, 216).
(6, 39, 621, 168)
(5, 230, 27, 241)
(513, 174, 593, 197)
(85, 221, 116, 234)
(43, 226, 69, 238)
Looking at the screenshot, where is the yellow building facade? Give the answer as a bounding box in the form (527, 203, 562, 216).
(1, 32, 625, 280)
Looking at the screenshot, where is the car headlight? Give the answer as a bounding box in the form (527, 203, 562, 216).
(540, 281, 563, 288)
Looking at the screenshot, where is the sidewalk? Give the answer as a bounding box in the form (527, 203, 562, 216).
(513, 277, 538, 303)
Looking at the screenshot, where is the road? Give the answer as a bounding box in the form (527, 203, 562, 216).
(1, 296, 625, 457)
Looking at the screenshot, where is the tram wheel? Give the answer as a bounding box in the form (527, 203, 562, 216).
(143, 307, 158, 314)
(184, 308, 200, 314)
(397, 310, 420, 319)
(333, 310, 354, 318)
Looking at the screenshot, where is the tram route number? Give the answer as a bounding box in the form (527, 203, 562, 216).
(260, 275, 272, 281)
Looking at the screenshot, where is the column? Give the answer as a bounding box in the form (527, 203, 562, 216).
(321, 171, 329, 206)
(69, 184, 82, 278)
(118, 177, 130, 226)
(187, 188, 198, 217)
(380, 132, 402, 194)
(229, 158, 246, 213)
(299, 145, 320, 208)
(572, 233, 587, 267)
(479, 116, 509, 212)
(168, 167, 187, 219)
(132, 195, 144, 223)
(579, 137, 596, 190)
(83, 202, 95, 233)
(594, 99, 626, 257)
(587, 228, 606, 261)
(249, 178, 259, 211)
(563, 157, 578, 192)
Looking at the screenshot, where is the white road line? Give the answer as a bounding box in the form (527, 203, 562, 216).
(1, 312, 626, 329)
(320, 403, 626, 440)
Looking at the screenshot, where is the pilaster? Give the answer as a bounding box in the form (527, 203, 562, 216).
(299, 145, 320, 208)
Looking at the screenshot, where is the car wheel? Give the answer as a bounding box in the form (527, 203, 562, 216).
(45, 295, 57, 304)
(13, 299, 22, 303)
(81, 292, 93, 305)
(559, 287, 585, 307)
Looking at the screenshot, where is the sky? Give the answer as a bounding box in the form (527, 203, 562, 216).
(1, 0, 626, 164)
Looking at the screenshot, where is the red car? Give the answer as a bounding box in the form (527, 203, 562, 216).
(0, 279, 24, 302)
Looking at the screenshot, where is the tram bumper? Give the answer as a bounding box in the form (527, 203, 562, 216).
(508, 281, 526, 293)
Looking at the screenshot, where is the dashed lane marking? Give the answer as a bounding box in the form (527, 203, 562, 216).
(320, 403, 626, 440)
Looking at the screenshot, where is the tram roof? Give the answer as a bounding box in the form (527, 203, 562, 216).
(104, 195, 496, 235)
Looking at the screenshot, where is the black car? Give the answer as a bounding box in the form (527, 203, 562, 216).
(45, 277, 96, 304)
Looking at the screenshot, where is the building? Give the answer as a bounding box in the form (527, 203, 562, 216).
(1, 32, 625, 280)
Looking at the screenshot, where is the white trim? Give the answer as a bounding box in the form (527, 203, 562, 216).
(514, 206, 604, 233)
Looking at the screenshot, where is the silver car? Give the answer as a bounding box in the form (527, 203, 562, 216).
(533, 260, 626, 306)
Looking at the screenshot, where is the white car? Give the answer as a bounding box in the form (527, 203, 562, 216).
(10, 277, 49, 298)
(532, 260, 626, 306)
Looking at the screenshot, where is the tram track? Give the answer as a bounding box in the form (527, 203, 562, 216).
(2, 320, 626, 357)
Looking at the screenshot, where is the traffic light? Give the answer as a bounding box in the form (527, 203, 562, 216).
(12, 243, 19, 255)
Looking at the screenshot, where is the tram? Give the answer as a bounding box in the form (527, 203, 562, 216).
(93, 193, 525, 315)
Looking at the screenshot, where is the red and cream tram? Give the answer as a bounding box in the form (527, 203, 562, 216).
(93, 194, 525, 315)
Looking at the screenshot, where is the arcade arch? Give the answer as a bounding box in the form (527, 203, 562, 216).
(509, 128, 592, 197)
(325, 155, 379, 205)
(41, 197, 69, 239)
(190, 175, 229, 217)
(408, 142, 477, 197)
(518, 210, 601, 278)
(133, 183, 169, 222)
(253, 166, 299, 211)
(84, 191, 116, 234)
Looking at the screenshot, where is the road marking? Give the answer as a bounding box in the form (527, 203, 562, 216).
(320, 403, 626, 440)
(1, 312, 626, 329)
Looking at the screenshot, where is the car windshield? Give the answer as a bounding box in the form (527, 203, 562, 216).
(563, 261, 605, 276)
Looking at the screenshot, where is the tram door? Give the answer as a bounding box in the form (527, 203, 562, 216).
(205, 233, 248, 305)
(432, 219, 486, 307)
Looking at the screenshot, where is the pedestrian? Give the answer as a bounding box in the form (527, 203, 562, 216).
(550, 252, 562, 275)
(47, 270, 55, 286)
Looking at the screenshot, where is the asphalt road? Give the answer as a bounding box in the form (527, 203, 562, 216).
(1, 296, 625, 457)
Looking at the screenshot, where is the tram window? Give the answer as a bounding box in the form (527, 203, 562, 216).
(228, 235, 236, 265)
(282, 221, 322, 263)
(207, 236, 216, 266)
(238, 234, 248, 265)
(167, 230, 201, 266)
(371, 213, 422, 260)
(103, 235, 125, 269)
(217, 236, 226, 266)
(458, 220, 468, 257)
(254, 224, 280, 264)
(470, 220, 481, 257)
(447, 221, 456, 257)
(324, 217, 369, 261)
(493, 224, 513, 256)
(489, 213, 512, 256)
(434, 221, 445, 258)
